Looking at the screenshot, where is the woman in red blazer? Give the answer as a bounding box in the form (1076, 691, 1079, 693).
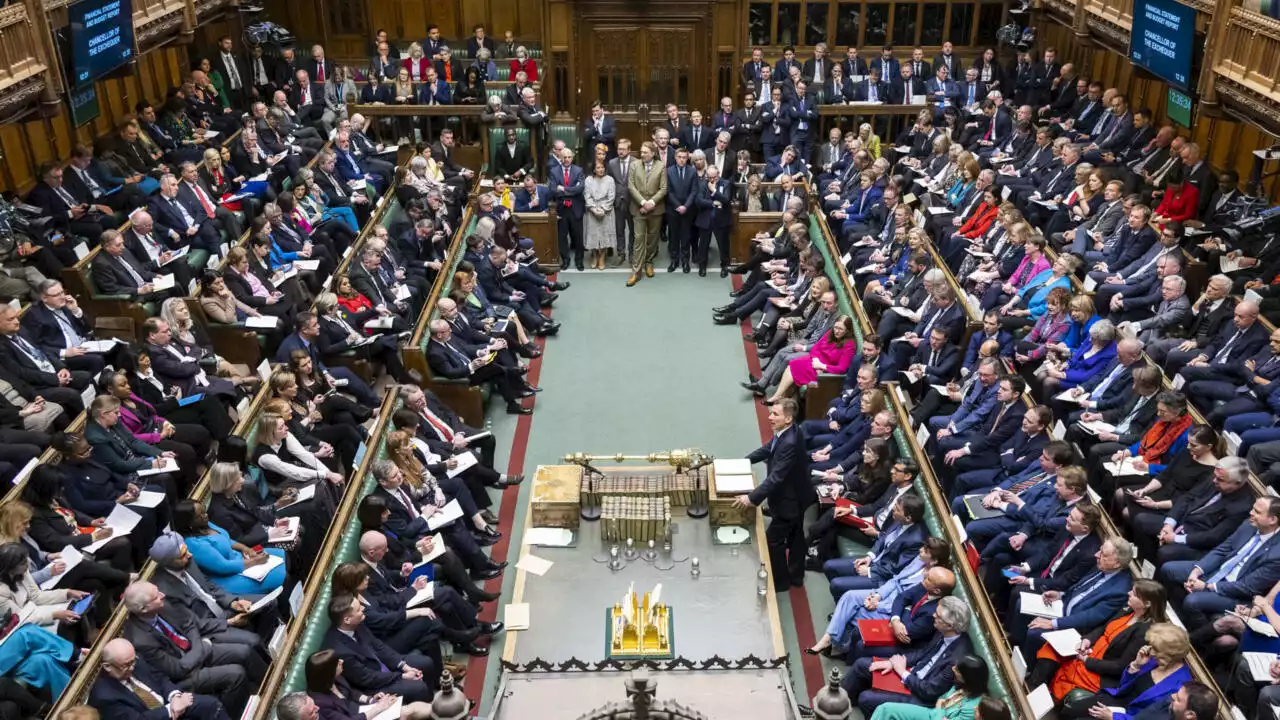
(1152, 168, 1200, 226)
(509, 45, 537, 82)
(402, 42, 432, 82)
(957, 187, 1001, 239)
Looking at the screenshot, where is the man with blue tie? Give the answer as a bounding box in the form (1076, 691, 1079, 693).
(664, 148, 698, 274)
(694, 165, 733, 277)
(823, 493, 928, 598)
(840, 596, 973, 715)
(938, 375, 1027, 460)
(1014, 538, 1133, 663)
(947, 405, 1053, 496)
(786, 83, 818, 164)
(928, 357, 1000, 444)
(1171, 301, 1269, 386)
(734, 399, 812, 591)
(887, 288, 964, 374)
(1159, 497, 1280, 629)
(1186, 327, 1280, 426)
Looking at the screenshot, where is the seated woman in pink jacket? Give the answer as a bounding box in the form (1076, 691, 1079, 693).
(767, 315, 858, 404)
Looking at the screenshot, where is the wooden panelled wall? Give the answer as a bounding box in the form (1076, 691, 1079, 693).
(0, 45, 189, 196)
(1041, 22, 1280, 201)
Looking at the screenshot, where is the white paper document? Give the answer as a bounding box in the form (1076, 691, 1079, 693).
(152, 274, 176, 291)
(1019, 592, 1064, 618)
(1028, 684, 1055, 720)
(137, 458, 180, 477)
(39, 545, 83, 589)
(277, 484, 316, 509)
(889, 306, 921, 321)
(523, 527, 574, 547)
(426, 499, 465, 530)
(81, 339, 122, 353)
(268, 517, 301, 544)
(926, 206, 951, 216)
(1055, 389, 1087, 404)
(1221, 255, 1244, 273)
(1083, 276, 1098, 292)
(715, 472, 756, 494)
(245, 315, 278, 329)
(240, 553, 284, 581)
(126, 490, 166, 508)
(406, 582, 435, 608)
(365, 316, 395, 330)
(1078, 420, 1116, 436)
(1104, 457, 1148, 476)
(1041, 628, 1082, 656)
(515, 554, 554, 576)
(294, 259, 321, 271)
(1244, 652, 1279, 682)
(85, 506, 143, 553)
(504, 603, 531, 630)
(446, 451, 478, 478)
(395, 285, 412, 301)
(418, 534, 446, 563)
(248, 587, 284, 614)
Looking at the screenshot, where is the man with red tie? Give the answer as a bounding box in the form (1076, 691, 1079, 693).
(982, 502, 1103, 618)
(178, 162, 240, 244)
(547, 147, 586, 271)
(148, 174, 220, 252)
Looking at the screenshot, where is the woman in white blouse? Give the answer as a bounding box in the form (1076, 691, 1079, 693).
(250, 412, 344, 516)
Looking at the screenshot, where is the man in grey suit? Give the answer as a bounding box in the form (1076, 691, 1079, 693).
(606, 138, 636, 267)
(1123, 275, 1193, 344)
(744, 291, 838, 394)
(149, 531, 280, 644)
(1061, 179, 1125, 253)
(121, 581, 266, 716)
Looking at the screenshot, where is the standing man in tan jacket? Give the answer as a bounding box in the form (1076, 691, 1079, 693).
(627, 141, 668, 286)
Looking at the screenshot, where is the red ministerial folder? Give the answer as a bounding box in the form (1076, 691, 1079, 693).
(871, 669, 911, 695)
(857, 619, 896, 647)
(964, 541, 980, 574)
(835, 498, 872, 529)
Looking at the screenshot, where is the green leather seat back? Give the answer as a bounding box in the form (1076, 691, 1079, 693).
(494, 66, 511, 82)
(548, 123, 580, 156)
(489, 125, 530, 153)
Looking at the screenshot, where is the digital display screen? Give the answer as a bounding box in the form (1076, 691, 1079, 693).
(1167, 88, 1194, 127)
(68, 0, 134, 89)
(1130, 0, 1196, 89)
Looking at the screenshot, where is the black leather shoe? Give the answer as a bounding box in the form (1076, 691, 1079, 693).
(729, 289, 745, 297)
(506, 403, 533, 415)
(480, 510, 499, 525)
(746, 374, 759, 384)
(575, 265, 585, 272)
(472, 564, 504, 580)
(459, 643, 490, 657)
(551, 281, 570, 290)
(667, 262, 678, 272)
(499, 474, 525, 487)
(714, 304, 733, 314)
(480, 621, 505, 635)
(473, 589, 501, 602)
(473, 531, 500, 546)
(698, 266, 707, 277)
(540, 293, 559, 308)
(682, 262, 691, 273)
(713, 314, 736, 325)
(720, 267, 730, 278)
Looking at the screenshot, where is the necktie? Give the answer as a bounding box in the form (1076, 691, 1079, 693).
(1010, 471, 1047, 493)
(910, 593, 928, 616)
(129, 680, 163, 710)
(53, 309, 85, 347)
(14, 336, 53, 372)
(190, 183, 215, 218)
(1042, 538, 1074, 577)
(929, 350, 938, 367)
(1215, 330, 1244, 362)
(1209, 533, 1264, 584)
(422, 409, 454, 441)
(983, 118, 994, 141)
(397, 487, 419, 518)
(316, 63, 325, 82)
(1066, 572, 1107, 613)
(968, 85, 975, 105)
(914, 640, 946, 679)
(170, 197, 195, 228)
(302, 85, 311, 105)
(223, 53, 242, 89)
(693, 129, 700, 146)
(55, 186, 77, 207)
(181, 571, 223, 617)
(870, 83, 877, 102)
(155, 617, 191, 651)
(990, 403, 1008, 430)
(797, 101, 807, 130)
(1115, 395, 1149, 435)
(78, 168, 103, 198)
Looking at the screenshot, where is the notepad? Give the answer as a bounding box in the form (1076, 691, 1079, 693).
(268, 517, 300, 544)
(1028, 684, 1055, 720)
(963, 494, 1005, 520)
(137, 458, 179, 477)
(1041, 628, 1082, 656)
(276, 484, 316, 509)
(1055, 389, 1088, 403)
(516, 554, 554, 576)
(245, 315, 278, 329)
(39, 545, 83, 590)
(85, 506, 143, 553)
(248, 587, 284, 614)
(1103, 458, 1147, 476)
(406, 581, 435, 608)
(1083, 276, 1098, 292)
(81, 339, 122, 353)
(1019, 592, 1064, 619)
(1078, 420, 1116, 436)
(365, 316, 395, 330)
(1248, 616, 1280, 638)
(160, 247, 190, 266)
(126, 490, 166, 508)
(293, 259, 320, 271)
(504, 603, 531, 630)
(1245, 652, 1279, 682)
(889, 306, 921, 321)
(425, 499, 464, 530)
(446, 451, 477, 478)
(1221, 255, 1244, 273)
(151, 274, 176, 291)
(240, 553, 284, 581)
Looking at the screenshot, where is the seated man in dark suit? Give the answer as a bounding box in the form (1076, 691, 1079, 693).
(149, 174, 220, 253)
(984, 502, 1103, 617)
(177, 163, 241, 245)
(1168, 300, 1269, 383)
(763, 145, 810, 181)
(425, 319, 535, 416)
(0, 303, 93, 417)
(840, 596, 974, 716)
(1129, 454, 1253, 565)
(823, 493, 928, 598)
(22, 279, 118, 377)
(322, 594, 436, 702)
(885, 288, 965, 374)
(123, 211, 197, 293)
(1159, 497, 1280, 628)
(27, 162, 119, 244)
(937, 375, 1028, 468)
(148, 531, 280, 643)
(121, 581, 264, 717)
(273, 313, 381, 408)
(843, 565, 957, 661)
(66, 143, 148, 213)
(91, 639, 231, 720)
(1012, 538, 1134, 662)
(397, 383, 519, 485)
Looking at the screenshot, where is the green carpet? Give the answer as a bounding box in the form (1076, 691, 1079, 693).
(476, 271, 815, 713)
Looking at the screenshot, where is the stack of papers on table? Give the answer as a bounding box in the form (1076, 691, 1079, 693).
(713, 459, 756, 494)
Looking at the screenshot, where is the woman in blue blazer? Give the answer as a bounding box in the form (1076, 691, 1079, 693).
(1060, 623, 1192, 720)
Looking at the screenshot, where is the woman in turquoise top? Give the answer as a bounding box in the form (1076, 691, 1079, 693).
(944, 159, 979, 210)
(869, 655, 991, 720)
(1059, 295, 1101, 353)
(1001, 251, 1080, 327)
(172, 499, 286, 596)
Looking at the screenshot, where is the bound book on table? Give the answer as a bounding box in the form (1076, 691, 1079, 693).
(834, 499, 872, 528)
(871, 670, 911, 695)
(857, 619, 895, 647)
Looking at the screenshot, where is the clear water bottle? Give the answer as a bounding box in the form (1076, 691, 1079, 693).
(756, 563, 769, 597)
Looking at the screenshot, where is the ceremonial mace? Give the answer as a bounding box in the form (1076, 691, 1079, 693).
(563, 449, 714, 520)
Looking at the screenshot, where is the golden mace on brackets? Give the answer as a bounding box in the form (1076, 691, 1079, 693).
(563, 449, 714, 519)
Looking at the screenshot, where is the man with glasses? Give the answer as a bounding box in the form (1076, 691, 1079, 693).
(22, 279, 118, 376)
(91, 638, 231, 720)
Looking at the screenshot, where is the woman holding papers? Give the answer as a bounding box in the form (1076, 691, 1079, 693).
(1057, 623, 1191, 720)
(205, 462, 300, 554)
(1107, 393, 1194, 478)
(0, 503, 130, 626)
(1012, 287, 1073, 364)
(1038, 319, 1118, 399)
(161, 299, 263, 393)
(105, 371, 210, 493)
(356, 496, 498, 606)
(288, 350, 374, 429)
(200, 147, 263, 223)
(270, 373, 363, 471)
(84, 396, 186, 502)
(21, 468, 140, 573)
(385, 430, 499, 543)
(0, 543, 92, 647)
(1117, 425, 1218, 526)
(172, 500, 286, 596)
(250, 411, 345, 517)
(866, 654, 989, 720)
(305, 648, 434, 720)
(1027, 579, 1167, 704)
(45, 435, 170, 549)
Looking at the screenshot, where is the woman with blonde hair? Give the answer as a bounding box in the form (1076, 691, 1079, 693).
(858, 122, 881, 159)
(384, 429, 497, 540)
(391, 66, 418, 142)
(269, 372, 362, 471)
(1058, 623, 1192, 719)
(251, 411, 344, 514)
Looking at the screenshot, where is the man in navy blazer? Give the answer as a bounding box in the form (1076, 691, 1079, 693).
(513, 176, 550, 212)
(1131, 457, 1253, 564)
(693, 166, 733, 277)
(928, 357, 1001, 441)
(905, 328, 961, 390)
(322, 595, 436, 701)
(825, 493, 928, 597)
(1159, 497, 1280, 628)
(887, 289, 965, 374)
(582, 101, 617, 159)
(734, 399, 812, 591)
(851, 69, 887, 103)
(1014, 538, 1133, 662)
(763, 146, 809, 182)
(547, 147, 586, 271)
(149, 174, 220, 252)
(870, 48, 900, 86)
(22, 279, 112, 377)
(849, 566, 955, 660)
(947, 404, 1050, 491)
(986, 503, 1104, 618)
(842, 596, 973, 715)
(274, 314, 380, 407)
(663, 148, 698, 274)
(91, 639, 230, 720)
(1170, 300, 1269, 383)
(939, 376, 1028, 467)
(786, 86, 819, 163)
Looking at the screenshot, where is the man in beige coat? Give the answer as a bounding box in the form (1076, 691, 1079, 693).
(626, 141, 668, 286)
